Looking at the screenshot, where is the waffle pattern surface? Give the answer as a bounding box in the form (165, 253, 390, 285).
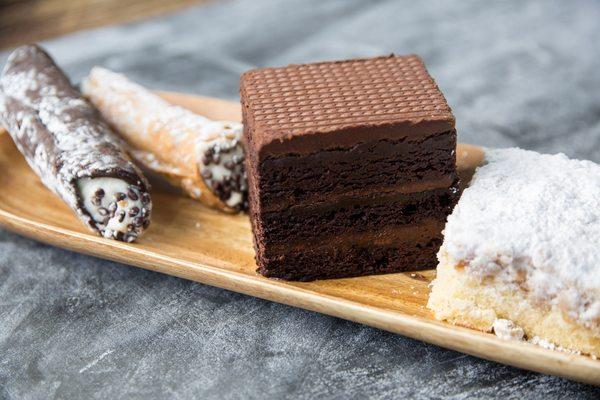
(241, 55, 454, 136)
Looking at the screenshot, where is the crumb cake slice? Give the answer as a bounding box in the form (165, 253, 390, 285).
(428, 148, 600, 356)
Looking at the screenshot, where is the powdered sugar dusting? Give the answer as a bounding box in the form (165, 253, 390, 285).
(82, 67, 213, 167)
(443, 148, 600, 330)
(82, 67, 247, 211)
(0, 45, 151, 240)
(528, 336, 582, 355)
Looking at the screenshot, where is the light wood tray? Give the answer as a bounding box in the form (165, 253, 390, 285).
(0, 92, 598, 385)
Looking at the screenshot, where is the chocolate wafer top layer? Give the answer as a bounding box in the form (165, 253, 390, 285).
(240, 55, 455, 156)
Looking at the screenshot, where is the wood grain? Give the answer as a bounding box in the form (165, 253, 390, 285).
(0, 0, 211, 49)
(0, 93, 598, 385)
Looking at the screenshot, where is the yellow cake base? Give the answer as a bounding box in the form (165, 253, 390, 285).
(428, 253, 600, 357)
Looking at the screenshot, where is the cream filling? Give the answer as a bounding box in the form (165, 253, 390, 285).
(78, 177, 148, 241)
(197, 121, 247, 209)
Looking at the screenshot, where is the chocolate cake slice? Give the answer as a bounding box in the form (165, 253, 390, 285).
(240, 55, 459, 281)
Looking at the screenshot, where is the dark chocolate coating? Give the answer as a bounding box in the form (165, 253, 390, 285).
(0, 45, 151, 240)
(241, 55, 459, 281)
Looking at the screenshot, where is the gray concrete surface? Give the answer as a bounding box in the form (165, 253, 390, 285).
(1, 0, 600, 398)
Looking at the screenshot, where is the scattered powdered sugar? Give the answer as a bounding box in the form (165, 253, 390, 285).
(492, 319, 582, 355)
(443, 148, 600, 330)
(0, 93, 6, 127)
(492, 318, 525, 341)
(528, 336, 582, 355)
(129, 149, 184, 176)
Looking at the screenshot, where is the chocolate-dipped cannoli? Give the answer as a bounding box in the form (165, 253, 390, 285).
(81, 67, 247, 213)
(0, 45, 152, 242)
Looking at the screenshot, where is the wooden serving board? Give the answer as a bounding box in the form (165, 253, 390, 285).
(0, 92, 598, 385)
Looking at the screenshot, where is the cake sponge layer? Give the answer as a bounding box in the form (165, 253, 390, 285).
(429, 252, 600, 357)
(257, 131, 456, 210)
(258, 185, 458, 244)
(259, 234, 443, 281)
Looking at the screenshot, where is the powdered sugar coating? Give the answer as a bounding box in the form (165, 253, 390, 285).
(82, 67, 247, 211)
(443, 148, 600, 330)
(82, 67, 212, 172)
(0, 45, 151, 240)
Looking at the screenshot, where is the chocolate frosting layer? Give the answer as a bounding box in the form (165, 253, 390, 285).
(240, 55, 455, 157)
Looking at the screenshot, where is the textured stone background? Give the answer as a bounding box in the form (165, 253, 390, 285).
(1, 0, 600, 398)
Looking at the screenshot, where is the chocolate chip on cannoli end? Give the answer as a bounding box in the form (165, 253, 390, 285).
(127, 187, 139, 200)
(133, 216, 144, 227)
(91, 197, 101, 206)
